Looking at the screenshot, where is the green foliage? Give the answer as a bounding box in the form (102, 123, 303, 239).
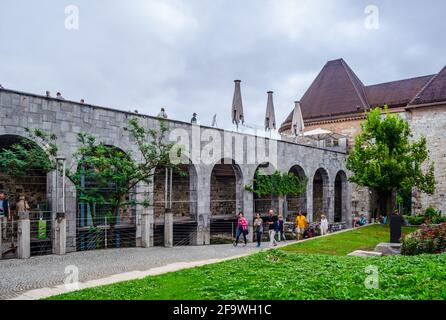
(51, 226, 446, 300)
(347, 107, 436, 195)
(404, 215, 426, 226)
(0, 128, 58, 177)
(404, 207, 446, 226)
(67, 118, 181, 226)
(245, 170, 307, 197)
(282, 224, 417, 255)
(402, 223, 446, 255)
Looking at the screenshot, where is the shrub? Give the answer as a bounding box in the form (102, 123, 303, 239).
(404, 215, 426, 226)
(404, 207, 445, 226)
(401, 223, 446, 255)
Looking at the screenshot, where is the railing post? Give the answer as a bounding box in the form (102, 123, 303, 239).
(164, 209, 173, 247)
(17, 212, 30, 259)
(54, 212, 67, 255)
(141, 211, 154, 247)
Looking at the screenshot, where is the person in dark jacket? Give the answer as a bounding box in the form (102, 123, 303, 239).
(0, 191, 11, 240)
(277, 214, 286, 242)
(253, 213, 264, 247)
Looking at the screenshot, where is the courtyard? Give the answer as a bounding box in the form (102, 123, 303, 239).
(46, 225, 446, 300)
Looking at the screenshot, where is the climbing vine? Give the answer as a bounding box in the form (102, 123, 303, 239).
(245, 170, 307, 197)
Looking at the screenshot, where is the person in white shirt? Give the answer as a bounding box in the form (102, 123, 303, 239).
(320, 214, 329, 236)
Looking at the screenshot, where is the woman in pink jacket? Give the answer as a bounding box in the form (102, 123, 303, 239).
(234, 212, 249, 247)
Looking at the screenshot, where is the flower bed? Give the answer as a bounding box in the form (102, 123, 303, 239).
(401, 223, 446, 255)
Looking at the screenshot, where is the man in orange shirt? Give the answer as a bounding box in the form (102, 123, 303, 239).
(295, 211, 307, 240)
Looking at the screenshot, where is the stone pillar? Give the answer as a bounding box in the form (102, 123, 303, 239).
(196, 167, 211, 245)
(141, 211, 154, 248)
(136, 182, 154, 247)
(278, 196, 285, 216)
(242, 168, 254, 242)
(306, 179, 314, 223)
(54, 213, 67, 255)
(164, 209, 173, 247)
(327, 180, 335, 223)
(17, 212, 30, 259)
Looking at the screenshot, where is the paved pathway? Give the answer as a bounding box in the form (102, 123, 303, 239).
(0, 243, 278, 300)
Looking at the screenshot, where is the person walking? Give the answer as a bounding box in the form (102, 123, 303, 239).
(320, 214, 329, 236)
(295, 211, 307, 241)
(266, 209, 278, 247)
(0, 191, 11, 241)
(253, 213, 264, 247)
(16, 195, 30, 217)
(277, 214, 286, 242)
(234, 212, 248, 247)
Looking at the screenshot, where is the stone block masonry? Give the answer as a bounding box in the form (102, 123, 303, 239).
(0, 88, 350, 254)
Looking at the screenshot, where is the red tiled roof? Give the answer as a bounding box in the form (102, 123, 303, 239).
(409, 66, 446, 106)
(279, 59, 445, 132)
(281, 59, 369, 130)
(367, 75, 433, 108)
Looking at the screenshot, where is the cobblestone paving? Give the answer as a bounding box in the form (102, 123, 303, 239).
(0, 244, 263, 299)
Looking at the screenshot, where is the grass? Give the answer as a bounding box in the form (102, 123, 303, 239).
(282, 224, 418, 255)
(51, 225, 446, 300)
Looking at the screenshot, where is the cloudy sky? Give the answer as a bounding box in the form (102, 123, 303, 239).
(0, 0, 445, 132)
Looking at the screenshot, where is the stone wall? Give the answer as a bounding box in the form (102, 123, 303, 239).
(408, 104, 446, 215)
(210, 167, 237, 216)
(153, 166, 193, 218)
(0, 88, 350, 250)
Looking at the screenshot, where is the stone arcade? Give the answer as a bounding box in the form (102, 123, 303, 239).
(0, 87, 350, 256)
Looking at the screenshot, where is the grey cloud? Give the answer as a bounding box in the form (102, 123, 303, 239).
(0, 0, 444, 130)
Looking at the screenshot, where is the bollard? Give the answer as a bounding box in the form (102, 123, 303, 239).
(141, 212, 154, 248)
(54, 212, 67, 255)
(164, 209, 173, 247)
(17, 212, 30, 259)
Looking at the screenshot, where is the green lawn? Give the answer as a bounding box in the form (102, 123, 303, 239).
(50, 225, 446, 300)
(282, 224, 418, 255)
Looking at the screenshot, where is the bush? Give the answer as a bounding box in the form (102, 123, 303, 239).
(401, 223, 446, 255)
(403, 207, 445, 226)
(404, 214, 426, 226)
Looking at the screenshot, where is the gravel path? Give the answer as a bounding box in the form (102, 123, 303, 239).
(0, 244, 265, 299)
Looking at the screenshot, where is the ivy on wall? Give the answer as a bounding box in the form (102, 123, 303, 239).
(245, 170, 307, 198)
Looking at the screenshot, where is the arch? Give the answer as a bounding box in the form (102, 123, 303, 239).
(286, 165, 307, 220)
(253, 162, 279, 215)
(334, 170, 348, 222)
(0, 134, 52, 257)
(76, 144, 137, 250)
(153, 161, 198, 220)
(210, 158, 243, 217)
(312, 168, 329, 222)
(0, 134, 50, 208)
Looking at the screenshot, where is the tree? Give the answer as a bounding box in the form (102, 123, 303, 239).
(0, 128, 57, 177)
(347, 107, 436, 218)
(67, 118, 182, 229)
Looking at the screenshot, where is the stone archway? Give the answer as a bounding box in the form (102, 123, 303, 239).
(0, 134, 52, 258)
(286, 165, 307, 220)
(312, 168, 329, 222)
(153, 163, 198, 220)
(210, 159, 243, 218)
(76, 145, 137, 250)
(253, 162, 278, 215)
